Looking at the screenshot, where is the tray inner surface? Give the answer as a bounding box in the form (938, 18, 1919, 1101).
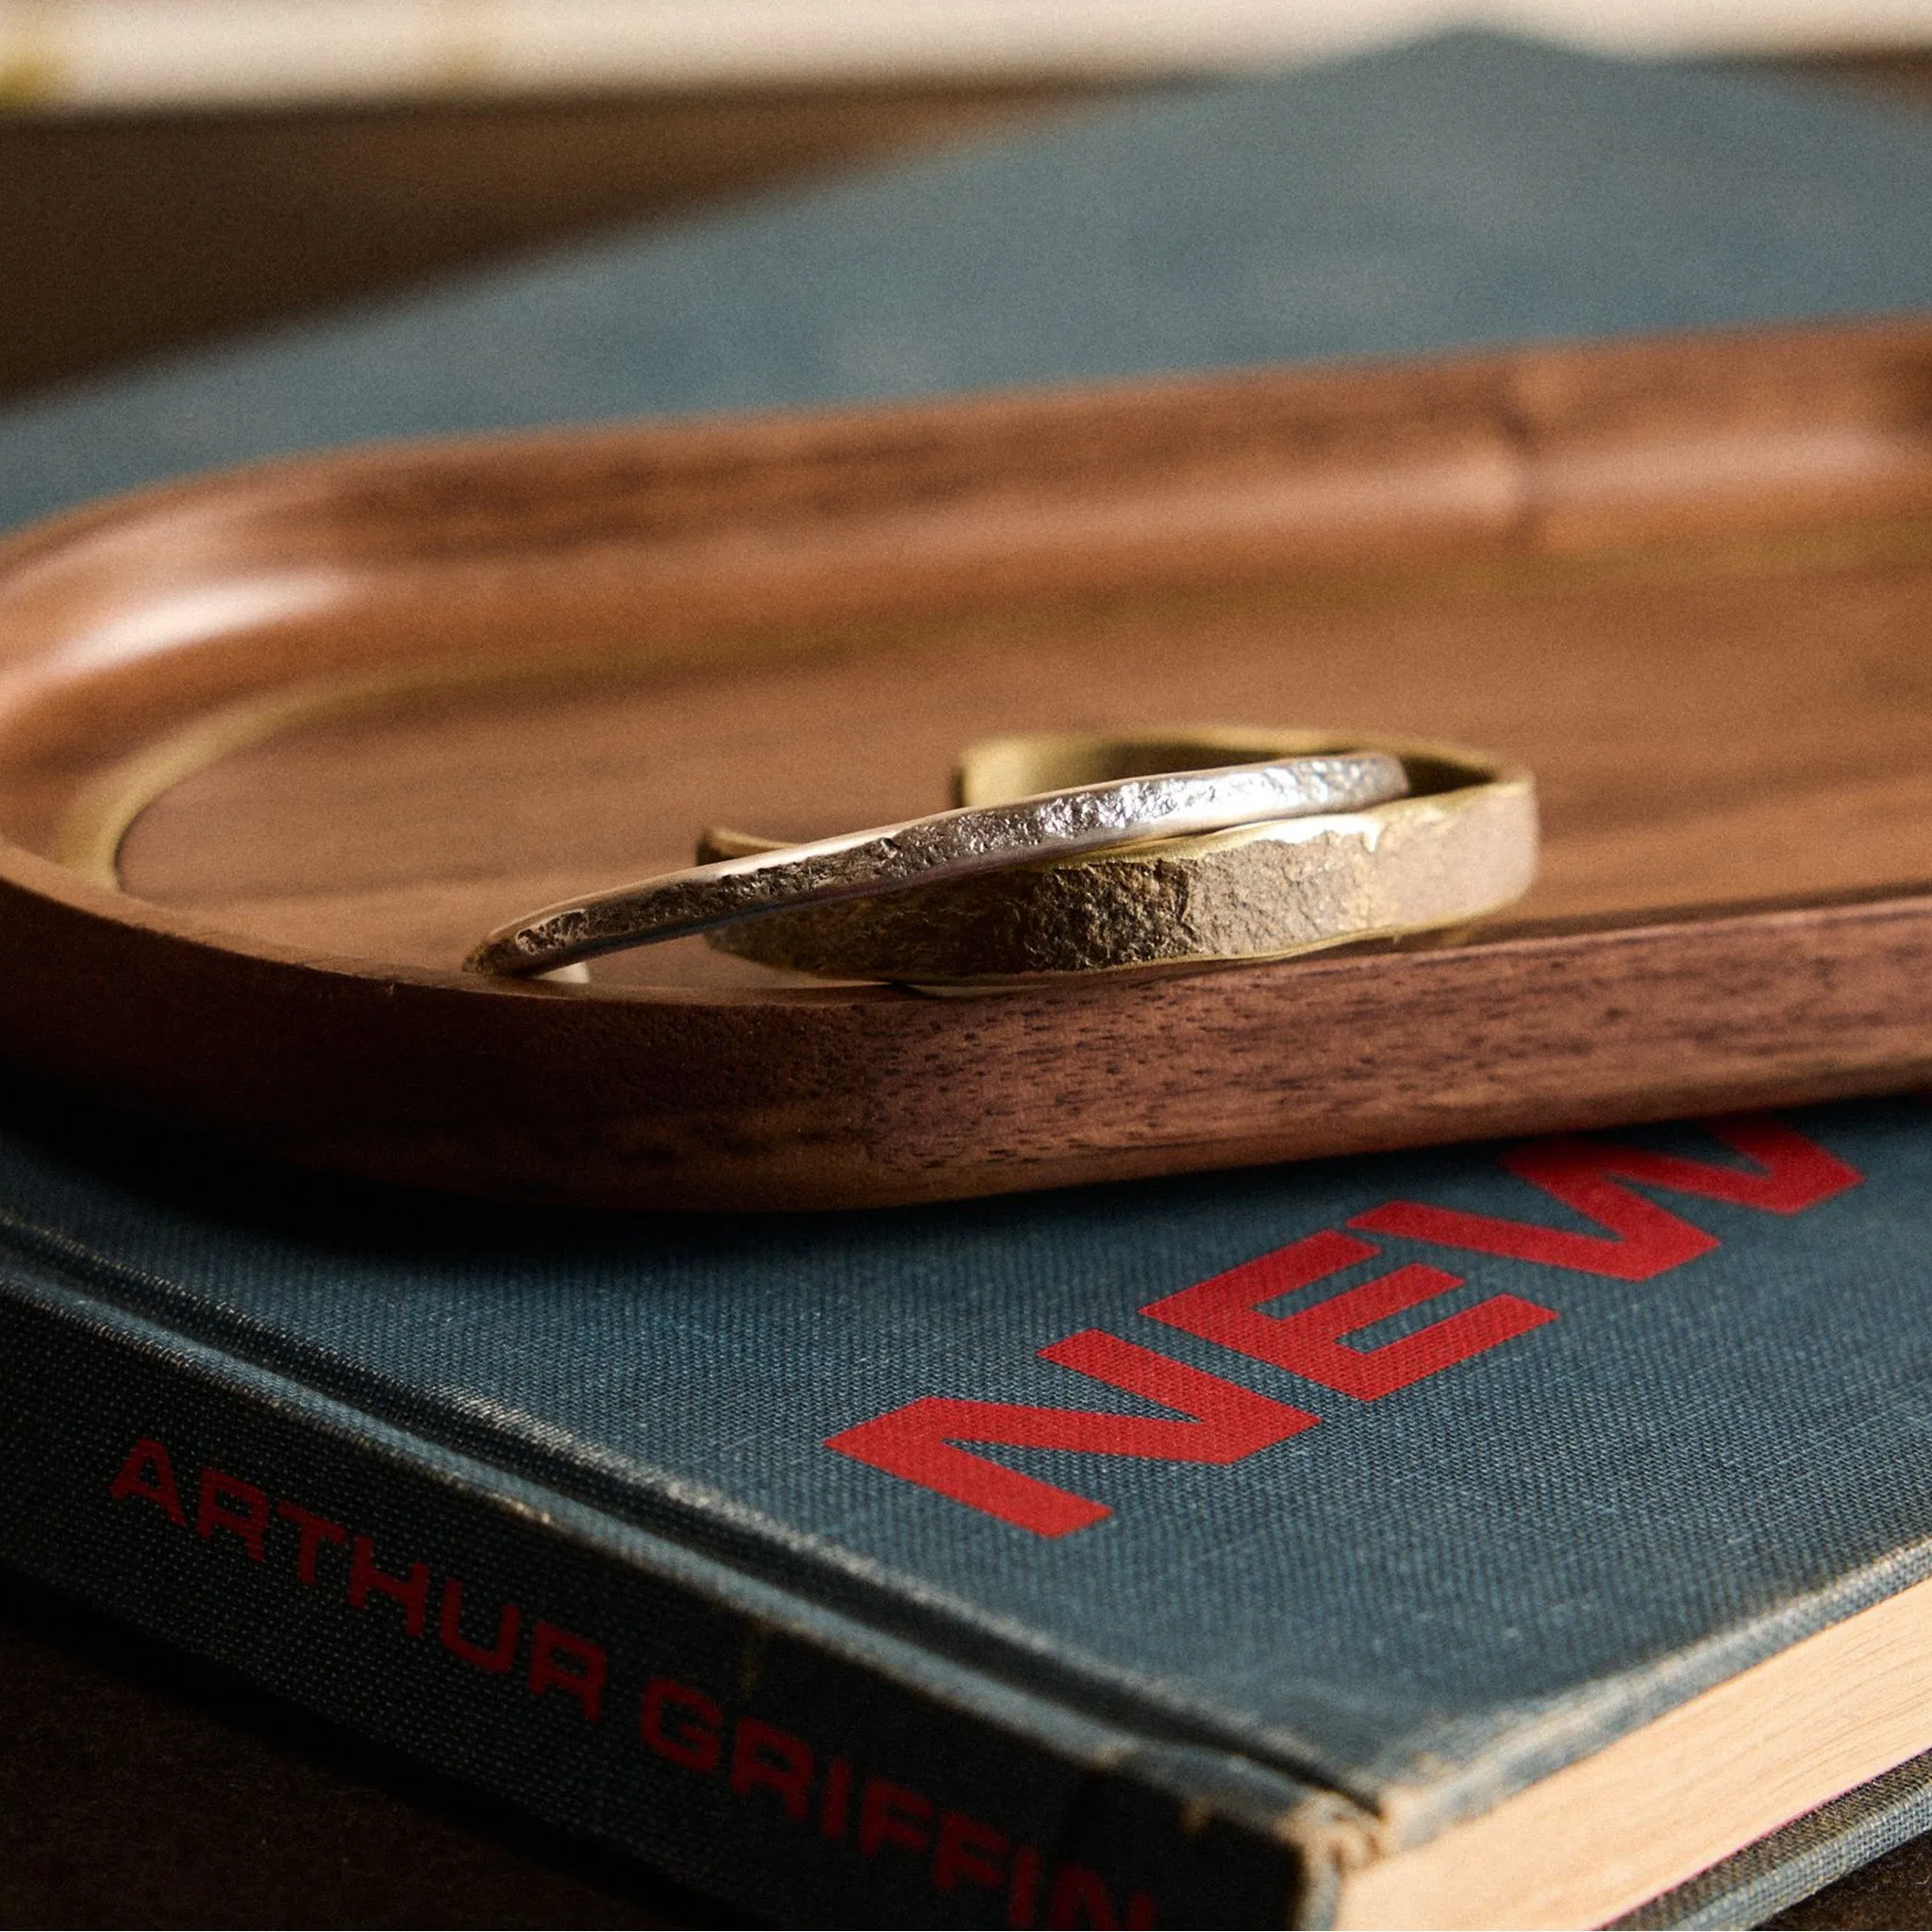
(95, 521, 1932, 990)
(3, 319, 1930, 1005)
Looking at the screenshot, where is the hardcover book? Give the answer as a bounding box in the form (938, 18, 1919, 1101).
(7, 1093, 1932, 1925)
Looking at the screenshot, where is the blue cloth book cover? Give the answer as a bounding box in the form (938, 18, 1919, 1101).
(4, 28, 1932, 1928)
(5, 1093, 1932, 1925)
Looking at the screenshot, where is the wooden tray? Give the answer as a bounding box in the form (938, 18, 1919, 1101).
(0, 319, 1928, 1210)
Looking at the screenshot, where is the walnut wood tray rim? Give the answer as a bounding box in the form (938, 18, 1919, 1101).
(0, 315, 1925, 1208)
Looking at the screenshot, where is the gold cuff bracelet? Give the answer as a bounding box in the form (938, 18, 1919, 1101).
(701, 730, 1537, 985)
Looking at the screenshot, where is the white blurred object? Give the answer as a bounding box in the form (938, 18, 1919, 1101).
(0, 0, 1927, 115)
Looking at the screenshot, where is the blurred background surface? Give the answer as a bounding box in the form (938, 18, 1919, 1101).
(2, 0, 1929, 403)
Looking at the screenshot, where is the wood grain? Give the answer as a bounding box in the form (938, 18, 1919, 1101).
(0, 319, 1925, 1208)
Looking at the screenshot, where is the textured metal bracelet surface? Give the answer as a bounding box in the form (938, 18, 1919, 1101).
(702, 731, 1538, 985)
(466, 748, 1408, 976)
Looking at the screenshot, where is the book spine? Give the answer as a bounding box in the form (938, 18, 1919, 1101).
(0, 1269, 1313, 1929)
